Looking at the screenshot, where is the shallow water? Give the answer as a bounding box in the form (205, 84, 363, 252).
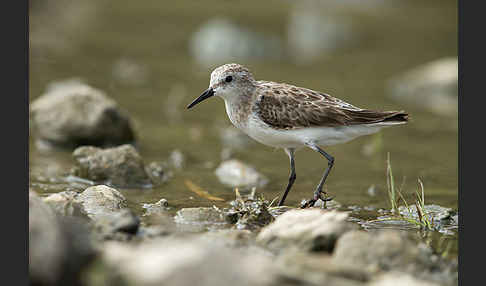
(29, 0, 458, 257)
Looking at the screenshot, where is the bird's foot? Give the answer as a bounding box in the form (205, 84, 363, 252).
(300, 191, 334, 209)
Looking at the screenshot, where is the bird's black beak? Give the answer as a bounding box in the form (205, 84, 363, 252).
(187, 88, 214, 109)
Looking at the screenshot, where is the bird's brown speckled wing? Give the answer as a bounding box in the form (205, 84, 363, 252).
(253, 81, 408, 130)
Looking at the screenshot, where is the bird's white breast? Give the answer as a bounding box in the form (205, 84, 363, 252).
(242, 114, 385, 149)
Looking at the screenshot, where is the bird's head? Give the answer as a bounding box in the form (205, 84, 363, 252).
(187, 63, 256, 109)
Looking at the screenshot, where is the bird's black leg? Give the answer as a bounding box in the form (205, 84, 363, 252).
(278, 148, 296, 206)
(302, 143, 334, 208)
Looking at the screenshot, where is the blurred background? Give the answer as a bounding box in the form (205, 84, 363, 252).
(29, 0, 457, 218)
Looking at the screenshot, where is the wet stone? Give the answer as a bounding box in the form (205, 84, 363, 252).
(215, 159, 268, 189)
(145, 161, 172, 185)
(257, 209, 357, 253)
(73, 185, 128, 220)
(72, 144, 152, 187)
(142, 198, 170, 216)
(174, 207, 229, 232)
(30, 79, 135, 149)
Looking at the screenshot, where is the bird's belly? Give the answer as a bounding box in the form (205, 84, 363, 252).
(244, 117, 383, 148)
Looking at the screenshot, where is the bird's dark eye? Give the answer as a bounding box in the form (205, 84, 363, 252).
(225, 76, 233, 83)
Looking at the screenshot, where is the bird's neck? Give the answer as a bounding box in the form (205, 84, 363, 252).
(223, 95, 252, 130)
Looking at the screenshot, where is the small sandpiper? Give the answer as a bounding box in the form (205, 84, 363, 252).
(187, 63, 408, 208)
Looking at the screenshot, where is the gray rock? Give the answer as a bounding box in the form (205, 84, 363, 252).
(43, 190, 89, 218)
(275, 251, 368, 286)
(72, 145, 152, 187)
(387, 57, 458, 116)
(368, 272, 441, 286)
(398, 204, 457, 228)
(145, 161, 172, 185)
(333, 230, 457, 285)
(215, 159, 268, 189)
(29, 191, 95, 286)
(257, 209, 357, 253)
(30, 79, 135, 149)
(73, 185, 128, 220)
(101, 237, 284, 286)
(94, 209, 141, 241)
(190, 18, 282, 67)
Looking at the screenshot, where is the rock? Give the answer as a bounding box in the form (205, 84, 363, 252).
(215, 159, 268, 189)
(387, 57, 458, 116)
(43, 190, 89, 218)
(29, 191, 95, 286)
(368, 272, 441, 286)
(190, 18, 282, 67)
(30, 79, 135, 149)
(333, 230, 457, 285)
(72, 145, 152, 187)
(288, 5, 354, 65)
(142, 198, 170, 216)
(398, 204, 457, 228)
(225, 191, 274, 231)
(73, 185, 128, 220)
(93, 209, 141, 241)
(101, 237, 283, 286)
(275, 251, 369, 286)
(257, 209, 357, 253)
(145, 161, 172, 185)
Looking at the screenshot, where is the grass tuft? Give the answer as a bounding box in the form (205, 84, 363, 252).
(382, 153, 435, 230)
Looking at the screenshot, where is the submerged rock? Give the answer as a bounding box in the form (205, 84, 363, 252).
(72, 144, 152, 187)
(190, 18, 282, 67)
(398, 204, 458, 231)
(30, 79, 135, 149)
(387, 57, 458, 116)
(257, 209, 357, 253)
(215, 159, 268, 189)
(73, 185, 128, 220)
(332, 230, 457, 285)
(174, 207, 228, 232)
(29, 191, 95, 286)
